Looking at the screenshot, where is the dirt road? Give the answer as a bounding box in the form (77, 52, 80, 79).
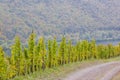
(63, 61, 120, 80)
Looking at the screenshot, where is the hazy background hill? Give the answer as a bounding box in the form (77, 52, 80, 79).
(0, 0, 120, 46)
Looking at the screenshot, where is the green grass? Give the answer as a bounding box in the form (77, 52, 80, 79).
(12, 56, 120, 80)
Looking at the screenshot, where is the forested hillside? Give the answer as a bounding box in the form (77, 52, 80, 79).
(0, 0, 120, 46)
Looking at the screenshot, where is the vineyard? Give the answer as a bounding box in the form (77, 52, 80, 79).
(0, 32, 120, 80)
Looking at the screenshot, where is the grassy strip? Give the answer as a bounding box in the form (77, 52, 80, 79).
(12, 56, 120, 80)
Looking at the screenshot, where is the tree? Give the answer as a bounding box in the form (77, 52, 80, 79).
(10, 45, 17, 78)
(52, 38, 58, 67)
(58, 37, 66, 65)
(83, 40, 89, 60)
(107, 44, 114, 58)
(89, 39, 98, 59)
(67, 40, 72, 63)
(0, 46, 7, 80)
(38, 37, 46, 70)
(19, 51, 25, 75)
(23, 48, 29, 74)
(28, 32, 35, 72)
(48, 40, 52, 68)
(33, 45, 39, 71)
(10, 36, 22, 75)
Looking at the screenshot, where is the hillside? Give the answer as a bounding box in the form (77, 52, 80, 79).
(0, 0, 120, 46)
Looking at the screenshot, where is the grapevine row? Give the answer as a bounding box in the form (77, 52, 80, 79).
(0, 32, 120, 80)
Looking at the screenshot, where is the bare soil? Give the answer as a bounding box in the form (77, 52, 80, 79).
(112, 71, 120, 80)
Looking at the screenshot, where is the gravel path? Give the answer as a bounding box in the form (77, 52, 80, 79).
(63, 61, 120, 80)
